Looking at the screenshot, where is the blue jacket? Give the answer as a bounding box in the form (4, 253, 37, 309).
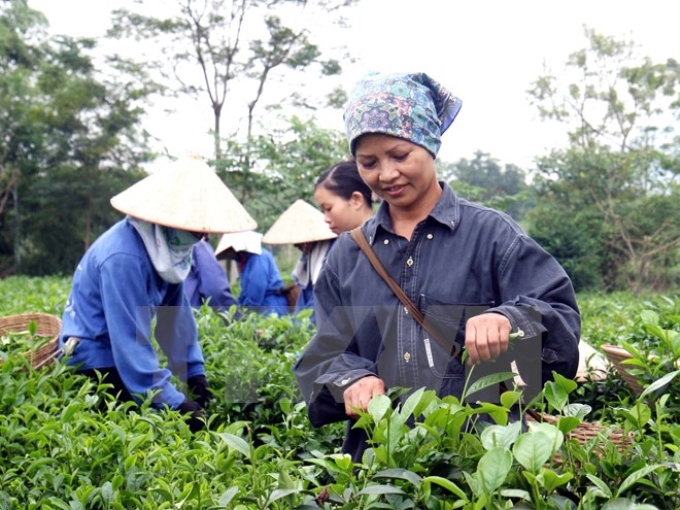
(294, 183, 580, 461)
(237, 248, 289, 317)
(59, 219, 205, 409)
(184, 239, 240, 317)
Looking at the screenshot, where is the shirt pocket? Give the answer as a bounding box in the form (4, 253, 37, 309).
(417, 294, 492, 380)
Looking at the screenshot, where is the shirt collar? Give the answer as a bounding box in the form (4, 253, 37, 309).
(365, 182, 460, 244)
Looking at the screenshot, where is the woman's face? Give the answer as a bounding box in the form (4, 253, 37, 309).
(354, 134, 440, 214)
(314, 186, 365, 234)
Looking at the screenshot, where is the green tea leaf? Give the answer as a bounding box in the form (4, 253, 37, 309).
(585, 474, 613, 498)
(477, 447, 513, 493)
(563, 403, 592, 419)
(640, 310, 659, 327)
(265, 488, 302, 504)
(513, 431, 554, 473)
(374, 468, 422, 488)
(480, 422, 521, 450)
(465, 372, 516, 400)
(616, 464, 665, 496)
(45, 498, 72, 510)
(399, 387, 425, 419)
(356, 484, 405, 495)
(219, 487, 239, 505)
(551, 372, 578, 394)
(218, 433, 250, 456)
(368, 394, 391, 422)
(543, 381, 568, 412)
(539, 469, 573, 493)
(423, 476, 468, 500)
(639, 370, 680, 399)
(500, 390, 522, 409)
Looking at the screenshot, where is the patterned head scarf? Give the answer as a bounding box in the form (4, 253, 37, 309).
(343, 72, 462, 158)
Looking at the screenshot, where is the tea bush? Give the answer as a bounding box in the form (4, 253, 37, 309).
(0, 276, 678, 508)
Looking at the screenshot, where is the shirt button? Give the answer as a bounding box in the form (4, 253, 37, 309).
(404, 307, 409, 314)
(340, 378, 350, 385)
(384, 239, 389, 245)
(404, 352, 411, 362)
(406, 257, 413, 267)
(426, 233, 433, 239)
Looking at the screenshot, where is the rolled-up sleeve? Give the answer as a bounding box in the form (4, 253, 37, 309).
(490, 234, 580, 394)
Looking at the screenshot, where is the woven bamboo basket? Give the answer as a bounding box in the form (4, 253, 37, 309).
(0, 313, 62, 369)
(526, 410, 633, 464)
(601, 344, 645, 395)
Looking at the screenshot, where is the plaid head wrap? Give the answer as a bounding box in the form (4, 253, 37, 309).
(343, 72, 462, 158)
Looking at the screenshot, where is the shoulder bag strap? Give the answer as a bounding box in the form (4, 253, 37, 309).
(350, 227, 447, 349)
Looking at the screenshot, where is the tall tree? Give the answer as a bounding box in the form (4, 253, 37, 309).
(527, 27, 680, 292)
(0, 1, 47, 272)
(108, 0, 356, 159)
(0, 1, 154, 275)
(215, 115, 347, 232)
(440, 150, 532, 221)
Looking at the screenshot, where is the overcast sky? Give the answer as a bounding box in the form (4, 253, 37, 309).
(29, 0, 680, 169)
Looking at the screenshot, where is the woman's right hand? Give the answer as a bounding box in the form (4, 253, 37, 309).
(343, 375, 386, 419)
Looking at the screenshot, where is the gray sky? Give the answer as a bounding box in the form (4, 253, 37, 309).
(30, 0, 680, 168)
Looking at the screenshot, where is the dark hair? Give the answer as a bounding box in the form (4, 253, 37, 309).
(315, 160, 373, 206)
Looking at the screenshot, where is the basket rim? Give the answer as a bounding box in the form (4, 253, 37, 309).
(601, 343, 633, 357)
(600, 344, 645, 394)
(0, 312, 62, 328)
(527, 411, 633, 447)
(0, 312, 62, 369)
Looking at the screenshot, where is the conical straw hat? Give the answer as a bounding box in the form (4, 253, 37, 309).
(110, 156, 257, 234)
(215, 231, 263, 257)
(262, 199, 337, 245)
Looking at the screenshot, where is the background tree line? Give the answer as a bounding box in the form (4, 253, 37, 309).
(1, 1, 678, 294)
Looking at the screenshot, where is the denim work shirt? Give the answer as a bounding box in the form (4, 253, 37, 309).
(294, 182, 581, 461)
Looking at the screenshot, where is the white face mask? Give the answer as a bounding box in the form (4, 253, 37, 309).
(128, 218, 198, 283)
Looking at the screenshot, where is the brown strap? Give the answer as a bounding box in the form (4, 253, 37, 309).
(350, 227, 452, 354)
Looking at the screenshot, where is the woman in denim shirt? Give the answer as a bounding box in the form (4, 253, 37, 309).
(294, 72, 581, 462)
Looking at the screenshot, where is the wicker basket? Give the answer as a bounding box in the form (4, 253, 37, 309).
(526, 410, 633, 463)
(601, 344, 645, 395)
(0, 313, 62, 369)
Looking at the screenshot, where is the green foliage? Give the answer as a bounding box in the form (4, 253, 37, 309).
(214, 116, 348, 233)
(3, 11, 677, 301)
(0, 2, 155, 276)
(574, 293, 679, 421)
(441, 150, 534, 222)
(526, 28, 680, 293)
(610, 299, 680, 415)
(0, 275, 70, 316)
(1, 276, 679, 507)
